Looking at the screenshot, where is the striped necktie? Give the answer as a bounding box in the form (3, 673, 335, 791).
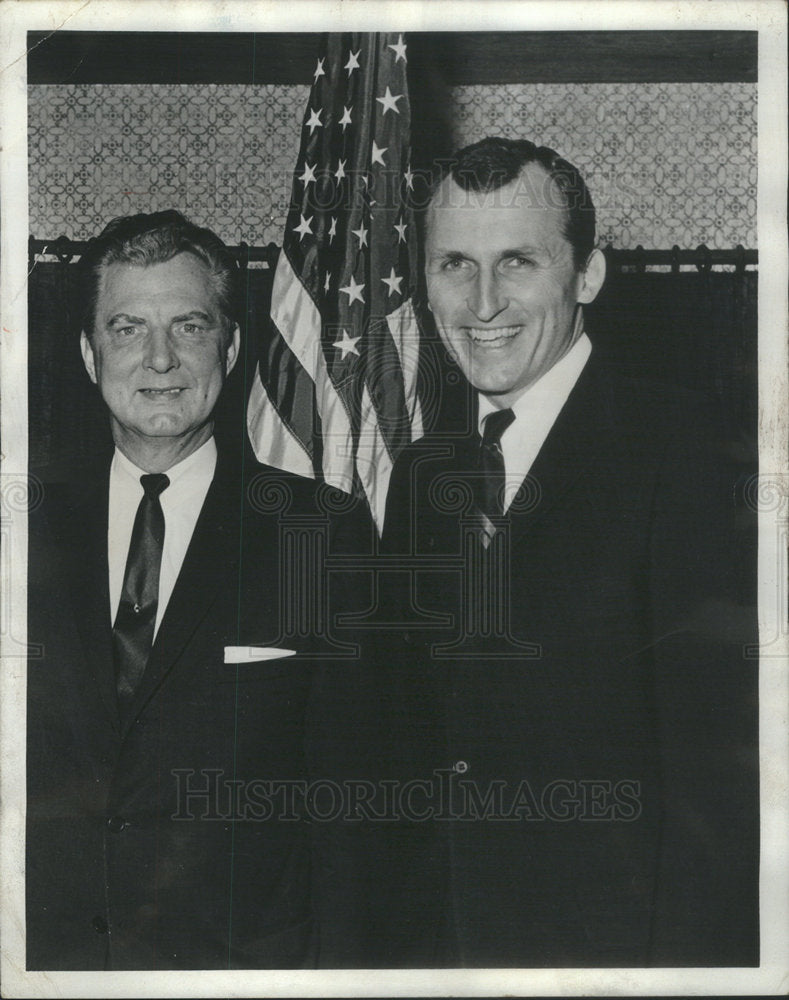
(475, 407, 515, 547)
(112, 472, 169, 709)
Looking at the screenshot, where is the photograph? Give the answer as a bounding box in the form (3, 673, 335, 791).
(1, 1, 787, 996)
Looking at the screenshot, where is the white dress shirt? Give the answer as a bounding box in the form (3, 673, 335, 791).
(108, 438, 217, 637)
(477, 333, 592, 513)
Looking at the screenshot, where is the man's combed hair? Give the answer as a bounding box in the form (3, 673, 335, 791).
(437, 137, 596, 270)
(78, 210, 241, 340)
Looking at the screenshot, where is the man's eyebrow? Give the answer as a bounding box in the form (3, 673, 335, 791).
(107, 310, 216, 326)
(500, 245, 543, 257)
(107, 313, 145, 326)
(171, 310, 214, 324)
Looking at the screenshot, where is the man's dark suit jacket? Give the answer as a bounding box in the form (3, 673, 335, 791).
(358, 351, 759, 967)
(27, 447, 319, 970)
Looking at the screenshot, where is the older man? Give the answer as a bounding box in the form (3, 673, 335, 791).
(27, 211, 318, 969)
(375, 138, 758, 966)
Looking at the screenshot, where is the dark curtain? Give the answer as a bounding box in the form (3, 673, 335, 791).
(587, 271, 757, 444)
(28, 262, 757, 474)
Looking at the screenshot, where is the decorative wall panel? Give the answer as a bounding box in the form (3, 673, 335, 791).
(27, 84, 309, 247)
(451, 83, 756, 250)
(28, 82, 756, 249)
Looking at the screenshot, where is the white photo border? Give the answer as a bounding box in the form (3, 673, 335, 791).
(1, 1, 787, 996)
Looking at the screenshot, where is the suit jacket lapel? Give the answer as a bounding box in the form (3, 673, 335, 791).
(119, 459, 239, 735)
(506, 352, 616, 545)
(60, 470, 120, 731)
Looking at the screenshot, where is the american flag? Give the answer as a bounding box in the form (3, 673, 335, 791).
(246, 33, 423, 531)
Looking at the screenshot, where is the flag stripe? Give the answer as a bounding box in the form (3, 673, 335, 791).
(255, 312, 319, 464)
(385, 297, 423, 439)
(356, 382, 394, 531)
(270, 249, 356, 492)
(246, 363, 316, 480)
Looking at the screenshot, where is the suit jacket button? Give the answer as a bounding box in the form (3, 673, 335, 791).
(92, 915, 108, 934)
(107, 815, 127, 833)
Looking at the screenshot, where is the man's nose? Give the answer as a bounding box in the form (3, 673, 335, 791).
(143, 327, 179, 372)
(467, 270, 508, 322)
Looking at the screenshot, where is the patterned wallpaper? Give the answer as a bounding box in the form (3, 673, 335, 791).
(28, 81, 756, 249)
(28, 84, 310, 249)
(451, 83, 756, 250)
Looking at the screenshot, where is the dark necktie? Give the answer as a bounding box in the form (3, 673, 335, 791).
(475, 407, 515, 547)
(113, 473, 170, 708)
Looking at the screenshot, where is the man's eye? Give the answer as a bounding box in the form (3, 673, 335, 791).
(180, 323, 204, 334)
(505, 256, 533, 268)
(118, 326, 138, 336)
(441, 258, 468, 272)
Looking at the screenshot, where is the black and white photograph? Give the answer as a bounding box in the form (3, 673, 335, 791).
(1, 1, 787, 996)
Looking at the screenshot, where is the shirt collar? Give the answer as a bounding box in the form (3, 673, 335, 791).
(112, 437, 218, 492)
(478, 333, 592, 434)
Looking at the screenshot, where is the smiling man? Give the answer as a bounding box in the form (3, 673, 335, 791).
(424, 150, 605, 411)
(81, 249, 239, 473)
(27, 211, 318, 969)
(375, 138, 758, 966)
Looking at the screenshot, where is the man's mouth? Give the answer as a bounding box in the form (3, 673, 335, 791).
(463, 325, 521, 347)
(139, 388, 187, 397)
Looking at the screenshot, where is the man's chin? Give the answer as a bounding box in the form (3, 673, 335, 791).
(116, 415, 191, 440)
(140, 417, 190, 436)
(462, 369, 519, 398)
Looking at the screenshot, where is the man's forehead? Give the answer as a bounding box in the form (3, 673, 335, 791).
(430, 163, 564, 214)
(97, 254, 217, 307)
(426, 167, 570, 251)
(100, 252, 210, 283)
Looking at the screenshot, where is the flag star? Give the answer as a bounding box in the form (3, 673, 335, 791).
(333, 329, 361, 359)
(305, 108, 322, 134)
(293, 213, 313, 240)
(351, 223, 368, 248)
(404, 165, 414, 190)
(339, 105, 353, 130)
(371, 141, 387, 166)
(394, 219, 407, 243)
(298, 161, 317, 186)
(388, 34, 407, 62)
(339, 275, 365, 305)
(381, 267, 403, 297)
(334, 158, 346, 181)
(345, 49, 361, 75)
(313, 57, 325, 82)
(328, 216, 337, 244)
(376, 86, 403, 115)
(324, 271, 331, 293)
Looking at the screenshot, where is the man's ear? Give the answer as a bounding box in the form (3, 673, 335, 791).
(225, 324, 241, 376)
(80, 331, 98, 384)
(577, 248, 606, 305)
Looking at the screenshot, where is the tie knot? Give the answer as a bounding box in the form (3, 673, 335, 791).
(481, 408, 515, 448)
(140, 473, 170, 499)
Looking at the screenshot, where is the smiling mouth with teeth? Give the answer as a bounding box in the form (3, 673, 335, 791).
(139, 388, 187, 396)
(463, 326, 521, 345)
